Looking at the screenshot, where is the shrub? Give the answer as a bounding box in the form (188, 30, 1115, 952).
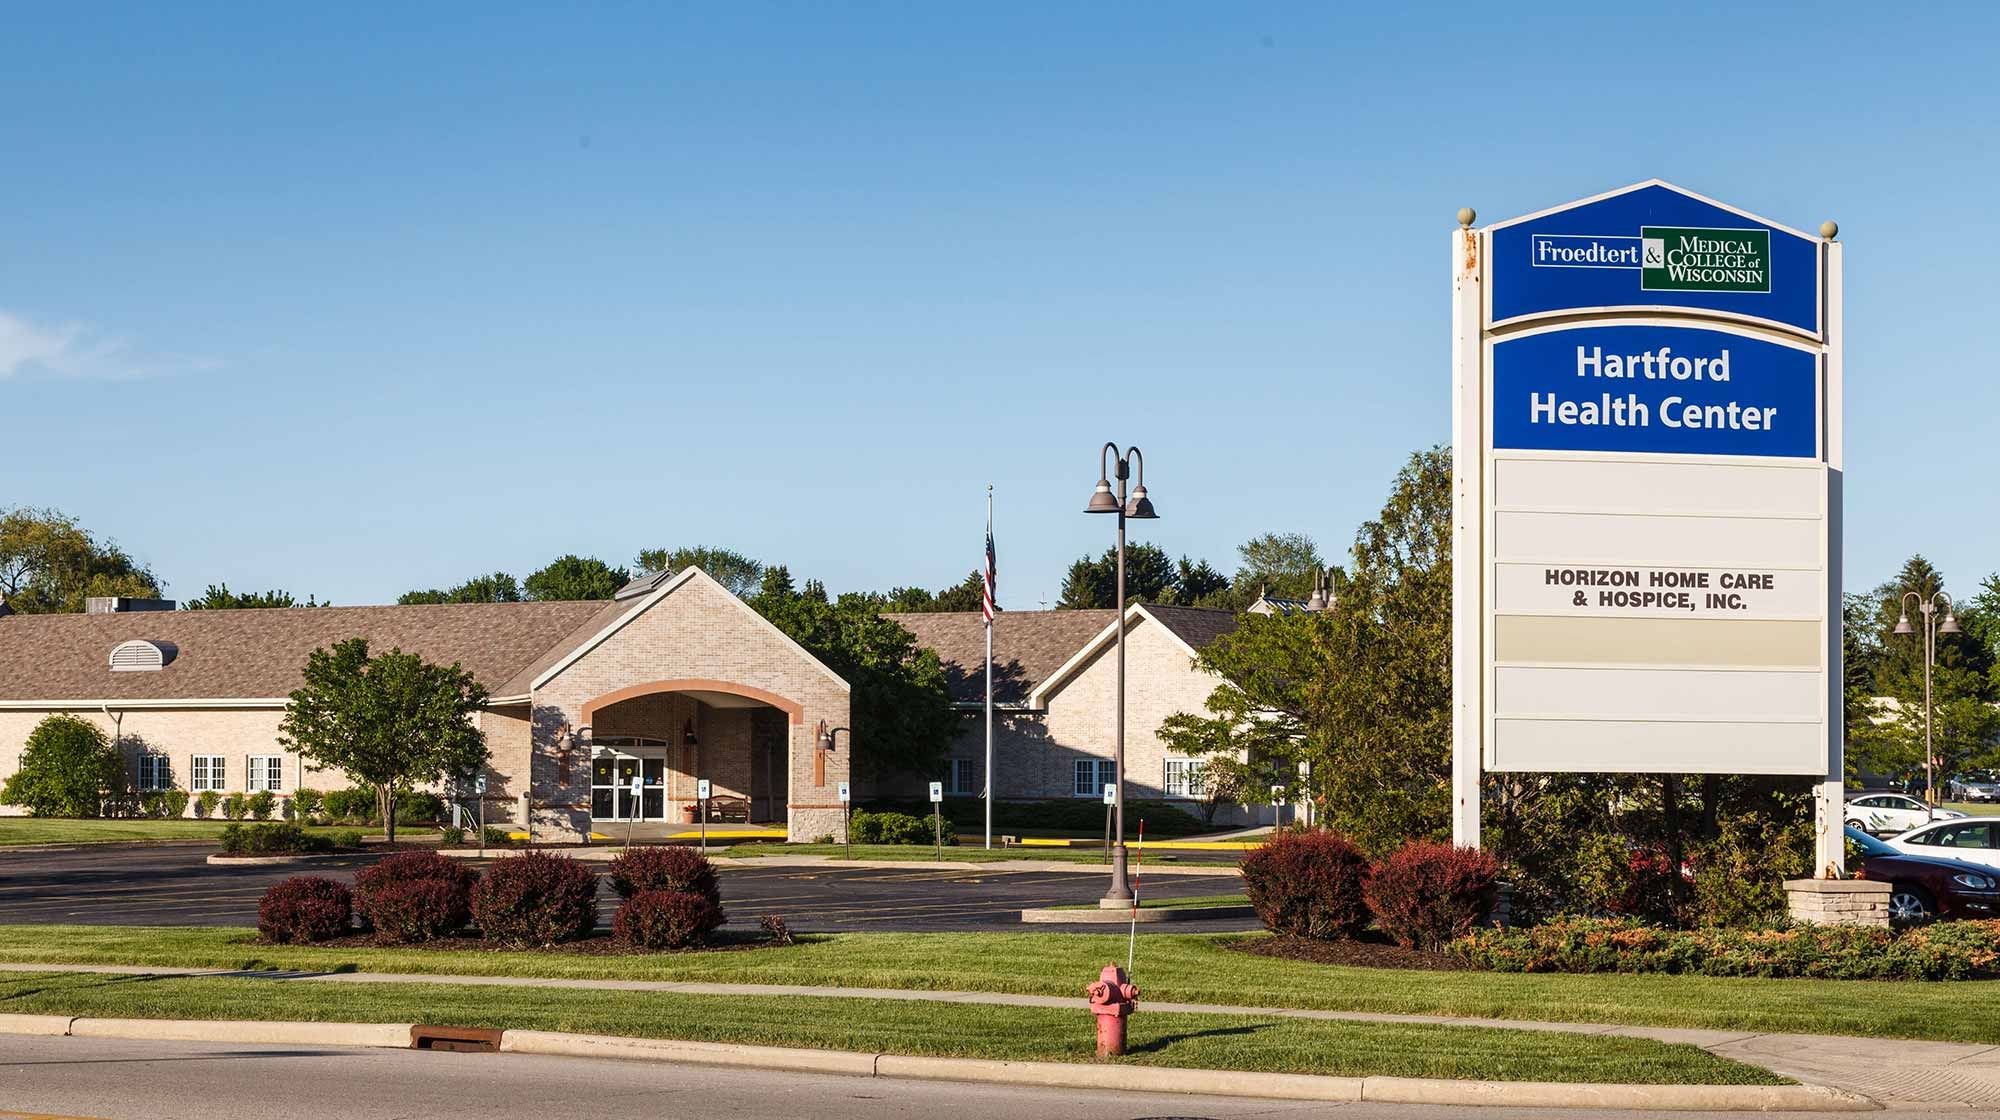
(222, 792, 247, 821)
(330, 828, 363, 850)
(246, 791, 276, 821)
(159, 789, 190, 819)
(482, 825, 514, 846)
(439, 826, 466, 846)
(607, 846, 720, 904)
(1450, 917, 2000, 981)
(353, 851, 477, 942)
(471, 852, 598, 946)
(0, 714, 122, 817)
(857, 796, 1209, 837)
(291, 788, 325, 821)
(396, 790, 445, 825)
(760, 914, 794, 945)
(323, 788, 377, 822)
(848, 809, 955, 846)
(219, 822, 333, 855)
(1239, 827, 1371, 940)
(195, 791, 221, 819)
(138, 792, 167, 819)
(614, 889, 724, 950)
(1364, 841, 1502, 951)
(1691, 813, 1810, 929)
(257, 876, 352, 943)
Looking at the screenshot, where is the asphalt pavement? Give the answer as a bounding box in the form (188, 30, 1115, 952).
(0, 844, 1253, 932)
(0, 1035, 1873, 1120)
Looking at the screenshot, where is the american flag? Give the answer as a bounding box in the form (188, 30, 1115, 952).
(982, 519, 998, 622)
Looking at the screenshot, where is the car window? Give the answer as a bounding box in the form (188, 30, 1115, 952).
(1890, 796, 1922, 811)
(1853, 796, 1881, 808)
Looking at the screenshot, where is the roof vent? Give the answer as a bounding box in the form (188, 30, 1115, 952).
(109, 639, 178, 672)
(614, 570, 674, 600)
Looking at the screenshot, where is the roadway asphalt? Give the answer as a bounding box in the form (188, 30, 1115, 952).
(0, 1035, 1866, 1120)
(0, 844, 1254, 932)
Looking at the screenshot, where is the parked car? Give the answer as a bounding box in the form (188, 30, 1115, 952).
(1846, 826, 2000, 922)
(1844, 792, 1964, 836)
(1947, 773, 2000, 803)
(1889, 818, 2000, 871)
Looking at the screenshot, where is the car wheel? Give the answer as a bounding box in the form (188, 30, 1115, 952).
(1845, 819, 1867, 833)
(1888, 884, 1935, 923)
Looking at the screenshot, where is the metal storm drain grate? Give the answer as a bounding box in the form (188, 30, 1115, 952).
(409, 1024, 503, 1053)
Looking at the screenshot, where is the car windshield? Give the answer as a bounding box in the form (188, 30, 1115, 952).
(1845, 826, 1896, 857)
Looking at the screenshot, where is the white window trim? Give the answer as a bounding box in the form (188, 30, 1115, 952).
(191, 755, 226, 792)
(247, 756, 285, 793)
(137, 754, 172, 792)
(1163, 758, 1206, 799)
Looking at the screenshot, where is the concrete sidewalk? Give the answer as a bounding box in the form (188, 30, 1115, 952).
(2, 961, 1989, 1107)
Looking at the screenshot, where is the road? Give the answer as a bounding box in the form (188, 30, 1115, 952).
(0, 844, 1253, 932)
(0, 1036, 1872, 1120)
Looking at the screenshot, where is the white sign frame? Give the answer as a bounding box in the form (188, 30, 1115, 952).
(928, 781, 944, 804)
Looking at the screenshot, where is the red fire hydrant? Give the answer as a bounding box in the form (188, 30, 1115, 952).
(1086, 963, 1139, 1057)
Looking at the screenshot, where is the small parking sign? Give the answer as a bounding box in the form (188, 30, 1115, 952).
(928, 781, 943, 803)
(837, 781, 851, 803)
(1102, 784, 1115, 805)
(697, 779, 712, 800)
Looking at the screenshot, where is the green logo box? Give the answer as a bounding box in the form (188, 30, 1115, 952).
(1639, 226, 1771, 293)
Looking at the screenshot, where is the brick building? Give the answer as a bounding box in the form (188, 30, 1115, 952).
(0, 570, 1252, 838)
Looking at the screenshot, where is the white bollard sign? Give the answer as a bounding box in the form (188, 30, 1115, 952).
(1451, 181, 1845, 874)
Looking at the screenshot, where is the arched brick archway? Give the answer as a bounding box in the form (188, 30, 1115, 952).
(580, 678, 805, 727)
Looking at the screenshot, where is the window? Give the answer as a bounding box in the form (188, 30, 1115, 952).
(945, 759, 978, 796)
(1921, 823, 1995, 849)
(1163, 758, 1206, 799)
(1073, 759, 1116, 798)
(247, 756, 285, 792)
(191, 755, 226, 792)
(137, 755, 173, 792)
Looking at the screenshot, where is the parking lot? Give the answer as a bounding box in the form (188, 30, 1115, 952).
(0, 844, 1251, 933)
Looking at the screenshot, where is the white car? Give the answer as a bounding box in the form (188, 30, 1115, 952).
(1845, 793, 1965, 837)
(1889, 818, 2000, 871)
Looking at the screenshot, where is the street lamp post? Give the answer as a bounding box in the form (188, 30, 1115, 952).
(1894, 590, 1962, 806)
(1085, 442, 1157, 905)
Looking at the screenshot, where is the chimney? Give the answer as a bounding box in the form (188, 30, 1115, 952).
(85, 597, 178, 614)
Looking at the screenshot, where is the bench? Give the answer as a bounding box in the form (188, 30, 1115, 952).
(706, 795, 752, 824)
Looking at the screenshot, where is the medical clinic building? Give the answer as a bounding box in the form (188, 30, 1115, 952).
(0, 568, 1257, 837)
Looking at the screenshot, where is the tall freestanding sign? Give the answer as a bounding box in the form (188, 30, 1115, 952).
(1451, 181, 1845, 875)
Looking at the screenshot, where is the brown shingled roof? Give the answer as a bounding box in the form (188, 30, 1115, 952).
(0, 601, 613, 703)
(886, 610, 1115, 705)
(1140, 604, 1240, 654)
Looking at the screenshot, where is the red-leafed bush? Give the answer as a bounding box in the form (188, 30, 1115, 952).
(607, 845, 721, 905)
(1239, 827, 1371, 939)
(471, 851, 599, 946)
(258, 876, 352, 943)
(1364, 840, 1503, 951)
(353, 850, 477, 941)
(613, 889, 725, 950)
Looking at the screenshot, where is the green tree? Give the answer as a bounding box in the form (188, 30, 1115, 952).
(523, 555, 629, 602)
(748, 571, 957, 780)
(1172, 557, 1229, 605)
(278, 639, 489, 842)
(0, 507, 162, 613)
(1234, 531, 1325, 601)
(1057, 542, 1177, 609)
(880, 571, 989, 614)
(184, 584, 323, 610)
(1856, 557, 1999, 791)
(0, 714, 124, 817)
(633, 546, 764, 597)
(399, 572, 523, 605)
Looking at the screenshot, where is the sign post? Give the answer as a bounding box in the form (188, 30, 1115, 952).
(625, 773, 643, 851)
(697, 778, 712, 856)
(928, 781, 944, 860)
(1453, 181, 1844, 875)
(837, 781, 851, 859)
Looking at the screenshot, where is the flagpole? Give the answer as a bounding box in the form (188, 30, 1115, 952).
(984, 485, 994, 851)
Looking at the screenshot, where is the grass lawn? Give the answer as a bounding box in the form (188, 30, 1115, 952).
(0, 971, 1774, 1084)
(5, 924, 1999, 1045)
(0, 818, 438, 846)
(1942, 802, 2000, 817)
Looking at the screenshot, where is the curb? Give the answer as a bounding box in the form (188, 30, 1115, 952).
(205, 852, 356, 866)
(1019, 905, 1255, 924)
(0, 1016, 1876, 1111)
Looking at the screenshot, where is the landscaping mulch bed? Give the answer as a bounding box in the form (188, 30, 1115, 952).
(274, 930, 789, 956)
(1227, 931, 1477, 972)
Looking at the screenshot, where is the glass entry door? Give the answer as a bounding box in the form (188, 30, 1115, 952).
(590, 739, 669, 822)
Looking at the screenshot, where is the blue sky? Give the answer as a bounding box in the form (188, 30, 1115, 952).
(5, 4, 1996, 608)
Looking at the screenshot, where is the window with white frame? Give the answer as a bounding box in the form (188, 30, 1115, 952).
(1163, 758, 1206, 799)
(247, 756, 285, 792)
(137, 754, 173, 792)
(946, 758, 977, 796)
(190, 755, 226, 792)
(1073, 758, 1116, 798)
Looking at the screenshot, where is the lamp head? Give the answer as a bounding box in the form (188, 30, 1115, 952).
(1941, 612, 1962, 635)
(1125, 484, 1157, 519)
(1085, 478, 1121, 513)
(1894, 614, 1915, 636)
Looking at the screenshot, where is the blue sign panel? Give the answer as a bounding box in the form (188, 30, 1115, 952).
(1492, 324, 1818, 458)
(1489, 183, 1820, 337)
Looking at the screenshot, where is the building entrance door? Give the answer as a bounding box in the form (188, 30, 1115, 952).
(590, 738, 670, 822)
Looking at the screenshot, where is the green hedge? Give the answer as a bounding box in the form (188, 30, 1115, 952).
(219, 823, 337, 856)
(857, 796, 1209, 837)
(849, 809, 957, 846)
(1451, 917, 2000, 981)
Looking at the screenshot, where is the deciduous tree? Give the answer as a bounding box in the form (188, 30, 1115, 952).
(0, 507, 161, 613)
(184, 584, 323, 610)
(0, 715, 124, 817)
(523, 555, 628, 601)
(398, 572, 522, 605)
(279, 639, 489, 843)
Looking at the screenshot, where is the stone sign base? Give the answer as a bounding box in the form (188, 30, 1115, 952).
(1784, 878, 1890, 927)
